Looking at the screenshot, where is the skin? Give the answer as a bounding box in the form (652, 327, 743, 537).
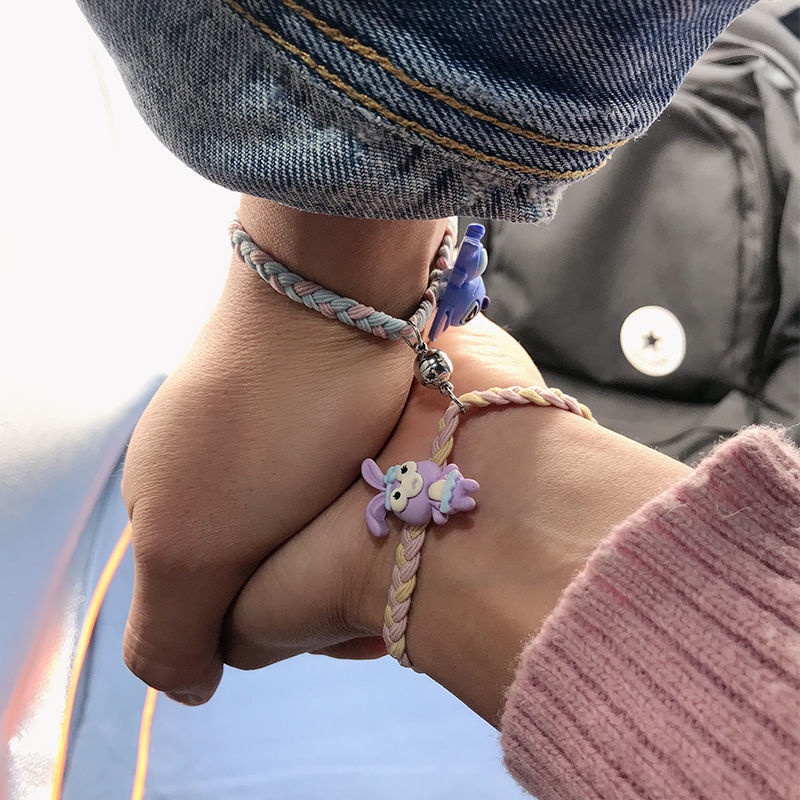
(120, 196, 448, 704)
(224, 316, 692, 725)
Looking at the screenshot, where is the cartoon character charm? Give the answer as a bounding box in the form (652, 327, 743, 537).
(429, 223, 491, 340)
(361, 458, 479, 537)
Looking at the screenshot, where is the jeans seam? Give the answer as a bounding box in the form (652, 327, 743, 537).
(272, 0, 628, 154)
(221, 0, 612, 179)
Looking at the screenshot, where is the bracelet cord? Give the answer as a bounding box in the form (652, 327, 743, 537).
(229, 219, 457, 341)
(383, 386, 595, 667)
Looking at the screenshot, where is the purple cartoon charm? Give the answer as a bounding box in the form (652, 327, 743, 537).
(361, 458, 479, 537)
(429, 223, 491, 340)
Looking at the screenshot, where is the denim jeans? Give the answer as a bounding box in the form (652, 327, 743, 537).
(77, 0, 755, 221)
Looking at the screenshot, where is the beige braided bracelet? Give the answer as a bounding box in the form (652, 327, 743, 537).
(363, 386, 595, 668)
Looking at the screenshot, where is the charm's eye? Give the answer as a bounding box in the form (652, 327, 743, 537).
(389, 490, 409, 513)
(400, 465, 408, 475)
(477, 248, 488, 276)
(461, 301, 480, 325)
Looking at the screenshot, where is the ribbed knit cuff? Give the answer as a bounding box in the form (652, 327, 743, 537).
(500, 427, 800, 799)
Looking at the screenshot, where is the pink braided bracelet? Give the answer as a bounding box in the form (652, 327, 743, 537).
(231, 217, 482, 406)
(362, 386, 595, 668)
(230, 218, 457, 343)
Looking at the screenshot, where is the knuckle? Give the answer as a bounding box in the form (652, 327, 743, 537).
(122, 623, 210, 694)
(129, 507, 206, 576)
(122, 629, 182, 693)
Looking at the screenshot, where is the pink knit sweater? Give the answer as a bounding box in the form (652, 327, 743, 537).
(501, 427, 800, 799)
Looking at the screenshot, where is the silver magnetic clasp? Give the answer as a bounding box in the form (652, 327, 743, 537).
(404, 321, 465, 411)
(413, 347, 453, 389)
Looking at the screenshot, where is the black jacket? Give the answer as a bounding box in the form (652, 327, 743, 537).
(477, 2, 800, 464)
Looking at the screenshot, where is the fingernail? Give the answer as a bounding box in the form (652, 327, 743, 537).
(165, 691, 207, 706)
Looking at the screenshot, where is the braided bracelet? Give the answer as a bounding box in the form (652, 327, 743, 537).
(360, 386, 595, 668)
(229, 219, 456, 343)
(230, 217, 487, 406)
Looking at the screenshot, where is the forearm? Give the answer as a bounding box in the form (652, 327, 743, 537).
(236, 196, 447, 316)
(354, 411, 799, 797)
(359, 407, 692, 724)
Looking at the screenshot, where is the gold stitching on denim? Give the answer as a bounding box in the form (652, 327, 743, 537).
(222, 0, 610, 179)
(276, 0, 627, 153)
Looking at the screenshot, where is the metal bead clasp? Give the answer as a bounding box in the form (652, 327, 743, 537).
(414, 347, 453, 389)
(403, 323, 465, 411)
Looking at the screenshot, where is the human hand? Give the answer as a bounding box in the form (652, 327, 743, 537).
(223, 314, 546, 667)
(121, 199, 447, 704)
(225, 314, 691, 724)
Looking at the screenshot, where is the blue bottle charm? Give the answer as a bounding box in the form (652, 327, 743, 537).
(429, 223, 490, 340)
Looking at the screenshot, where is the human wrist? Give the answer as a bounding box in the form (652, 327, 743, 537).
(360, 407, 692, 725)
(202, 195, 451, 399)
(237, 195, 448, 319)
